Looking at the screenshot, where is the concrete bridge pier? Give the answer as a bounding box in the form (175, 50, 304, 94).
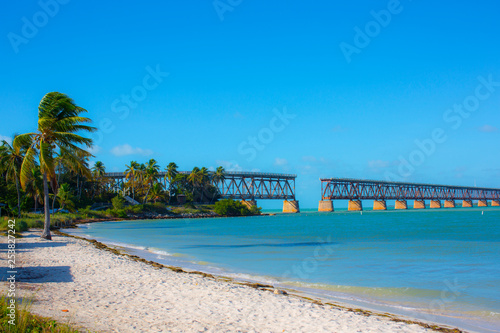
(348, 199, 362, 211)
(395, 200, 407, 210)
(241, 199, 257, 210)
(462, 200, 473, 208)
(414, 200, 426, 209)
(444, 200, 456, 208)
(492, 200, 500, 206)
(430, 200, 441, 209)
(283, 200, 300, 213)
(478, 200, 488, 207)
(373, 200, 387, 210)
(318, 200, 334, 212)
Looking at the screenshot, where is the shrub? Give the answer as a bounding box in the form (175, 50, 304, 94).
(111, 195, 126, 210)
(0, 294, 79, 332)
(214, 199, 252, 216)
(110, 209, 128, 218)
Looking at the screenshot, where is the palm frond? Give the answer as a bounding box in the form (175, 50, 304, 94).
(19, 147, 37, 190)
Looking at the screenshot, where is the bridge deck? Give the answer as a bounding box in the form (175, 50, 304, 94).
(321, 178, 500, 201)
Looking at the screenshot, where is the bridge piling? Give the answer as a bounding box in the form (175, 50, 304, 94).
(241, 199, 257, 210)
(348, 200, 362, 211)
(373, 200, 387, 210)
(462, 200, 473, 208)
(395, 200, 407, 210)
(414, 200, 426, 209)
(283, 200, 300, 213)
(318, 200, 334, 212)
(492, 200, 500, 206)
(478, 200, 488, 207)
(430, 200, 441, 209)
(444, 200, 456, 208)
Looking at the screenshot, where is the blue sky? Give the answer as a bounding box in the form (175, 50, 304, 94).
(1, 0, 499, 209)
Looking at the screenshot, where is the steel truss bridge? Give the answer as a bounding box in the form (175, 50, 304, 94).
(105, 171, 297, 201)
(319, 178, 500, 211)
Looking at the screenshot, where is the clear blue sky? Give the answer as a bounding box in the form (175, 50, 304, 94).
(1, 0, 499, 209)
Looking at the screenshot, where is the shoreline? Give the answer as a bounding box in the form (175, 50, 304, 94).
(52, 228, 464, 332)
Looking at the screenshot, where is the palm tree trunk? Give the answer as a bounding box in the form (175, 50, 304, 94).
(14, 177, 21, 218)
(41, 172, 52, 240)
(144, 184, 152, 204)
(34, 196, 38, 213)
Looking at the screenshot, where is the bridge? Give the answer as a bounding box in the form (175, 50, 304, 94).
(318, 178, 500, 211)
(104, 171, 299, 213)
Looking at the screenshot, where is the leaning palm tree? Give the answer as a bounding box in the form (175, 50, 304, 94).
(0, 137, 25, 217)
(56, 183, 76, 212)
(165, 162, 178, 204)
(14, 92, 96, 240)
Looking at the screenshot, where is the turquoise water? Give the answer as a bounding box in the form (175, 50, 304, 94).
(65, 207, 500, 332)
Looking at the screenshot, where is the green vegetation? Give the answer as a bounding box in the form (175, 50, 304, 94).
(214, 199, 262, 217)
(0, 295, 79, 332)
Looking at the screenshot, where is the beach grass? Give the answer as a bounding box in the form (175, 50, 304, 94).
(0, 294, 81, 333)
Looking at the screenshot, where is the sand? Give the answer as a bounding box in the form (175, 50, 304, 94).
(1, 231, 442, 332)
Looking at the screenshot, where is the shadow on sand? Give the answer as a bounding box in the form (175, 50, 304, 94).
(1, 266, 73, 283)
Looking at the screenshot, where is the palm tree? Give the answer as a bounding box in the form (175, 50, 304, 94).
(125, 161, 139, 199)
(143, 159, 160, 204)
(92, 161, 106, 196)
(188, 167, 200, 200)
(148, 182, 164, 203)
(165, 162, 178, 204)
(25, 166, 44, 213)
(198, 167, 210, 202)
(14, 92, 95, 240)
(137, 163, 146, 197)
(0, 138, 25, 217)
(211, 166, 225, 203)
(56, 183, 76, 212)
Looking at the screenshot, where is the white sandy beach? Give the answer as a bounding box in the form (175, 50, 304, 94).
(1, 231, 447, 333)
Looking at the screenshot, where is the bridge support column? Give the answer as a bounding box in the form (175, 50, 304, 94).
(395, 200, 407, 210)
(283, 200, 300, 213)
(414, 200, 426, 209)
(492, 200, 500, 206)
(478, 200, 488, 207)
(462, 200, 473, 208)
(241, 199, 257, 210)
(318, 200, 334, 212)
(430, 200, 441, 209)
(348, 200, 362, 211)
(444, 200, 456, 208)
(373, 200, 387, 210)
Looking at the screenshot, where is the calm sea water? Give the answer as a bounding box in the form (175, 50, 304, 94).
(65, 207, 500, 332)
